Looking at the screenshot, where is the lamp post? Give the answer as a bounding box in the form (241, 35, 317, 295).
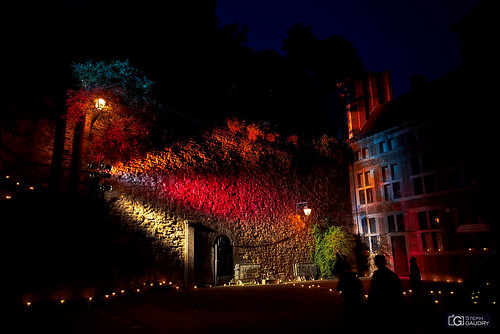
(90, 98, 106, 134)
(88, 98, 113, 198)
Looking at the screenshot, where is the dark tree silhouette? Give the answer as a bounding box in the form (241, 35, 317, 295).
(279, 23, 365, 135)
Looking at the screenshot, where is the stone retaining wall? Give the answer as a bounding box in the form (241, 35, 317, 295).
(106, 162, 350, 285)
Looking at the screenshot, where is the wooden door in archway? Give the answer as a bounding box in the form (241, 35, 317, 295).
(213, 235, 233, 285)
(391, 235, 409, 276)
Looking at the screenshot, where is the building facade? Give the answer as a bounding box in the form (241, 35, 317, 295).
(346, 2, 496, 279)
(349, 94, 491, 280)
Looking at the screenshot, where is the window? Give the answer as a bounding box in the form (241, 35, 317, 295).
(382, 163, 401, 200)
(418, 211, 428, 230)
(461, 233, 490, 250)
(388, 138, 396, 150)
(364, 172, 372, 186)
(370, 236, 380, 251)
(366, 188, 374, 203)
(360, 217, 379, 252)
(380, 141, 388, 153)
(392, 182, 401, 199)
(423, 175, 435, 193)
(410, 155, 436, 195)
(428, 210, 440, 229)
(413, 178, 423, 195)
(418, 210, 442, 230)
(421, 154, 433, 173)
(382, 166, 390, 182)
(379, 138, 397, 154)
(361, 217, 377, 234)
(417, 210, 445, 251)
(454, 204, 485, 226)
(383, 184, 391, 200)
(357, 171, 374, 205)
(421, 232, 443, 251)
(362, 147, 369, 159)
(384, 182, 401, 200)
(445, 147, 482, 190)
(410, 157, 420, 175)
(391, 164, 399, 180)
(387, 214, 405, 232)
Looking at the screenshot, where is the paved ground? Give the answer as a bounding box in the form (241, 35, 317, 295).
(5, 278, 495, 334)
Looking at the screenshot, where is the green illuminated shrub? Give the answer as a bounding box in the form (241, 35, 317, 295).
(310, 223, 356, 278)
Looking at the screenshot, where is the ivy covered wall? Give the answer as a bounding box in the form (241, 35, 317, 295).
(108, 119, 353, 284)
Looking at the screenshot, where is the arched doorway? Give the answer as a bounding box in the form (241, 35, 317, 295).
(213, 235, 233, 285)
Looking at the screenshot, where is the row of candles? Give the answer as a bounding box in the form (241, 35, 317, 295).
(22, 278, 495, 308)
(24, 280, 181, 308)
(2, 175, 36, 199)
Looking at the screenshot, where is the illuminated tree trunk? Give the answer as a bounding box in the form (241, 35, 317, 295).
(69, 116, 85, 193)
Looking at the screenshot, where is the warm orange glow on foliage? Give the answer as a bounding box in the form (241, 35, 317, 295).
(66, 60, 157, 162)
(66, 87, 151, 161)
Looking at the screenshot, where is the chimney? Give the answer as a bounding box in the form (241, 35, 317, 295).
(344, 70, 394, 138)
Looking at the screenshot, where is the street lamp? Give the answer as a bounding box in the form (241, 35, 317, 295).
(95, 98, 106, 111)
(90, 98, 106, 132)
(296, 202, 312, 216)
(303, 207, 312, 216)
(88, 98, 111, 198)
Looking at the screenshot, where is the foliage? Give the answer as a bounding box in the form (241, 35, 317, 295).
(114, 118, 353, 227)
(72, 60, 154, 103)
(66, 60, 157, 162)
(117, 118, 349, 174)
(190, 20, 365, 135)
(310, 223, 356, 278)
(282, 23, 364, 86)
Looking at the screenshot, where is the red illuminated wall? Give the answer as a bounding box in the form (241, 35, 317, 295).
(110, 120, 353, 281)
(115, 120, 351, 227)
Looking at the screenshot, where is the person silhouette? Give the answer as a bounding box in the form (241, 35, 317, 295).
(337, 262, 363, 314)
(367, 255, 404, 331)
(409, 256, 422, 302)
(335, 257, 364, 329)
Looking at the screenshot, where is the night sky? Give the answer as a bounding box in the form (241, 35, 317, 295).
(216, 0, 480, 97)
(2, 0, 482, 127)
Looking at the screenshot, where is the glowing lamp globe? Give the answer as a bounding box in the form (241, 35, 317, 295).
(95, 98, 106, 111)
(303, 208, 311, 216)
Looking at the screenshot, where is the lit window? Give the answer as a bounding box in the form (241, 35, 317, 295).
(417, 210, 445, 251)
(357, 171, 374, 205)
(364, 171, 372, 186)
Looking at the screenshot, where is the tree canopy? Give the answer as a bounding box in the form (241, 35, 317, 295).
(204, 22, 365, 136)
(66, 60, 158, 162)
